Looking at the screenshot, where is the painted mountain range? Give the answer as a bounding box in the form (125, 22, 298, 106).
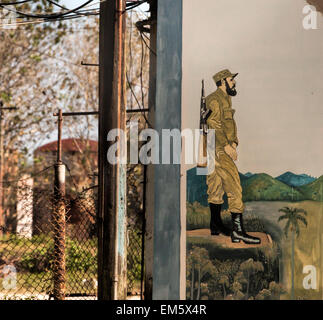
(186, 168, 322, 206)
(275, 171, 316, 187)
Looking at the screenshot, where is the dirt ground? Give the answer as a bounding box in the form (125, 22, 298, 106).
(187, 229, 272, 249)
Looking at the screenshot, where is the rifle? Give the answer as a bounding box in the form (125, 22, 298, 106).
(197, 80, 211, 167)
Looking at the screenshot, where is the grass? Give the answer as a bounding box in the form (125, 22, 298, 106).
(187, 201, 266, 233)
(0, 234, 97, 299)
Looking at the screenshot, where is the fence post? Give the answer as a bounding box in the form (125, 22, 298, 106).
(52, 109, 66, 300)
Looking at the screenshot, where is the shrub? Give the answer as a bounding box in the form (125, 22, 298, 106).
(19, 247, 53, 273)
(66, 239, 96, 272)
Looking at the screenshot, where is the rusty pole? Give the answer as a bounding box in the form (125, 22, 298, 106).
(143, 0, 157, 300)
(0, 108, 3, 236)
(51, 109, 98, 299)
(98, 0, 127, 300)
(0, 103, 17, 236)
(57, 109, 63, 164)
(53, 108, 66, 300)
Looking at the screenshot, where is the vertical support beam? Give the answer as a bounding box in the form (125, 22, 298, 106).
(53, 110, 66, 300)
(144, 0, 157, 301)
(57, 109, 63, 163)
(320, 183, 323, 299)
(0, 109, 3, 236)
(98, 0, 127, 300)
(0, 104, 17, 236)
(153, 0, 183, 299)
(53, 163, 66, 300)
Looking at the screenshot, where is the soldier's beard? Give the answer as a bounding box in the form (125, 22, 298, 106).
(225, 80, 237, 96)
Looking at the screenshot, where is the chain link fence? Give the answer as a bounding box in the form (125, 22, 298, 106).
(0, 166, 98, 300)
(126, 162, 145, 297)
(127, 208, 144, 296)
(0, 162, 146, 300)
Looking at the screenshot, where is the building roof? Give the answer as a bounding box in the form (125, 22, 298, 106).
(36, 138, 98, 153)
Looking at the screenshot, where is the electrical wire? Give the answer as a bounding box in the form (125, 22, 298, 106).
(46, 0, 68, 10)
(119, 1, 148, 15)
(7, 37, 97, 70)
(126, 71, 152, 128)
(0, 0, 94, 19)
(139, 31, 156, 56)
(0, 0, 31, 4)
(2, 7, 99, 21)
(0, 9, 99, 28)
(0, 1, 146, 27)
(0, 165, 54, 184)
(126, 1, 146, 10)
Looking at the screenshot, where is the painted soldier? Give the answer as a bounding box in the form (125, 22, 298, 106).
(206, 69, 260, 244)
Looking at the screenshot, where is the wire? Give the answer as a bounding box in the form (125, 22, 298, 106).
(46, 0, 68, 10)
(63, 160, 97, 220)
(7, 37, 96, 70)
(0, 0, 94, 19)
(119, 0, 148, 15)
(126, 1, 146, 10)
(0, 165, 54, 184)
(139, 31, 156, 56)
(0, 9, 99, 28)
(126, 71, 152, 128)
(0, 0, 31, 4)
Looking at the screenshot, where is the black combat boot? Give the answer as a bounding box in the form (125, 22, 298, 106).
(209, 203, 231, 236)
(231, 212, 261, 244)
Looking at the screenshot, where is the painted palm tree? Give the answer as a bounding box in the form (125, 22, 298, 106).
(278, 206, 308, 300)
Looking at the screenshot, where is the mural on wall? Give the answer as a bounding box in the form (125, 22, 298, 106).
(183, 0, 323, 300)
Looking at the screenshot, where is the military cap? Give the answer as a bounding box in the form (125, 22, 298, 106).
(213, 69, 238, 84)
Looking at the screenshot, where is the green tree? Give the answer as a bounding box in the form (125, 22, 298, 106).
(239, 258, 264, 299)
(232, 280, 244, 300)
(187, 246, 215, 300)
(268, 281, 285, 300)
(218, 274, 229, 299)
(278, 206, 308, 300)
(255, 288, 271, 300)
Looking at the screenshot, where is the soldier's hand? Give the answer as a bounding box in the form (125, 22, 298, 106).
(224, 144, 238, 161)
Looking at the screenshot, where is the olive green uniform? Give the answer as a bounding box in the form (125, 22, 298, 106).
(206, 88, 244, 214)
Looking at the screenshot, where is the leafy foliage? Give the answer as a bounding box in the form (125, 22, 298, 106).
(242, 173, 305, 202)
(66, 239, 96, 273)
(297, 176, 323, 201)
(278, 207, 307, 238)
(19, 247, 53, 273)
(186, 241, 282, 300)
(187, 202, 266, 233)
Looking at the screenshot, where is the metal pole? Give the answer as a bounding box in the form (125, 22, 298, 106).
(98, 0, 127, 300)
(0, 109, 3, 236)
(53, 111, 99, 117)
(57, 109, 63, 163)
(52, 109, 66, 300)
(144, 0, 157, 300)
(140, 164, 147, 300)
(0, 103, 17, 236)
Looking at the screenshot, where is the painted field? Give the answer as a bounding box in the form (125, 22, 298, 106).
(246, 201, 323, 300)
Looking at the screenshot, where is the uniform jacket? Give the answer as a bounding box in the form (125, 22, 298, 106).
(206, 88, 239, 152)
